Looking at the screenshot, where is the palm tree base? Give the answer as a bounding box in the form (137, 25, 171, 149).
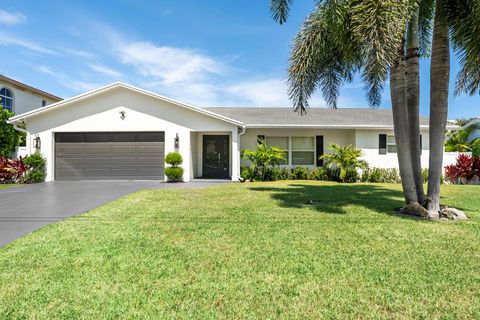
(394, 203, 467, 220)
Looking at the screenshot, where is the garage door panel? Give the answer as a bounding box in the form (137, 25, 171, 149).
(55, 132, 165, 180)
(56, 145, 84, 155)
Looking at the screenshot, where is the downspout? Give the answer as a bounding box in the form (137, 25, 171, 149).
(237, 125, 247, 181)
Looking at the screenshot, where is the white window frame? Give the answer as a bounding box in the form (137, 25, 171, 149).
(0, 87, 14, 113)
(291, 136, 315, 166)
(387, 135, 397, 153)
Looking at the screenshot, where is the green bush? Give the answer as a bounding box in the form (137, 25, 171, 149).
(23, 152, 47, 183)
(165, 152, 183, 166)
(240, 166, 256, 181)
(265, 167, 292, 181)
(164, 152, 183, 181)
(291, 167, 310, 180)
(242, 144, 286, 181)
(361, 167, 401, 183)
(310, 167, 328, 180)
(0, 108, 22, 157)
(472, 139, 480, 157)
(320, 144, 368, 182)
(164, 167, 184, 180)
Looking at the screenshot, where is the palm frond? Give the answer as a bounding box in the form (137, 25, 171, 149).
(443, 0, 480, 95)
(270, 0, 294, 24)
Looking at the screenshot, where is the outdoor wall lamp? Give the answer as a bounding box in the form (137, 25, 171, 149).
(119, 110, 126, 120)
(174, 133, 180, 150)
(33, 135, 41, 150)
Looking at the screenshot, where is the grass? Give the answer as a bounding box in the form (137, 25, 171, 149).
(0, 184, 21, 189)
(0, 181, 479, 319)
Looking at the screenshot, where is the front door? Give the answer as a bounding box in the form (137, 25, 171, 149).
(202, 135, 229, 179)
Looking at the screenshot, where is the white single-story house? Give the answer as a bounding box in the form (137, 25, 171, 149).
(8, 82, 459, 182)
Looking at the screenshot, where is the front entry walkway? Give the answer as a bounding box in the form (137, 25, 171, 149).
(0, 180, 228, 247)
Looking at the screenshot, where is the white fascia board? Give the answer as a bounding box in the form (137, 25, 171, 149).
(8, 82, 244, 126)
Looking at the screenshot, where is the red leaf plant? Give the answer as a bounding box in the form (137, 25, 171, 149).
(0, 157, 30, 183)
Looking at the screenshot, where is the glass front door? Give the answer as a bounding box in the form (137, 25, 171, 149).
(202, 135, 229, 179)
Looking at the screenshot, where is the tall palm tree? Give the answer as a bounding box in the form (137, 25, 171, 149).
(270, 0, 480, 217)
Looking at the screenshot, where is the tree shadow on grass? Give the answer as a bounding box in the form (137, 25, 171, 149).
(249, 183, 422, 220)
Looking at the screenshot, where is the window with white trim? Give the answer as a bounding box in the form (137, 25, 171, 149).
(266, 136, 289, 165)
(292, 137, 315, 165)
(0, 88, 14, 113)
(387, 135, 397, 153)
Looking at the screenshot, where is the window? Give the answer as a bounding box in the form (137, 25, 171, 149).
(387, 135, 397, 153)
(0, 88, 14, 112)
(266, 136, 289, 165)
(42, 100, 47, 107)
(292, 137, 315, 165)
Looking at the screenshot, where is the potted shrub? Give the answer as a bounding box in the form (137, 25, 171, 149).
(164, 152, 184, 182)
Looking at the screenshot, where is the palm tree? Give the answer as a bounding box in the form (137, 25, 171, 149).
(320, 144, 368, 183)
(270, 0, 480, 217)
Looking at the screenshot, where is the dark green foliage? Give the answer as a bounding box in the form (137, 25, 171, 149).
(0, 109, 22, 157)
(164, 152, 184, 181)
(164, 167, 184, 180)
(291, 166, 310, 180)
(164, 152, 183, 166)
(242, 145, 287, 181)
(23, 152, 47, 183)
(310, 167, 329, 180)
(471, 139, 480, 157)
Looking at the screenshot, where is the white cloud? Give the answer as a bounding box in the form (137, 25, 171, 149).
(225, 78, 290, 106)
(0, 33, 54, 54)
(0, 10, 26, 25)
(89, 64, 123, 79)
(116, 41, 224, 85)
(64, 48, 95, 58)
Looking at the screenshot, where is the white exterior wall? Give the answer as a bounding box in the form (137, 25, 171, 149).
(24, 87, 239, 182)
(240, 128, 356, 168)
(355, 129, 458, 170)
(0, 80, 58, 115)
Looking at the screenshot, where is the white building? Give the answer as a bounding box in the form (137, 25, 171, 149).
(8, 82, 459, 181)
(1, 75, 62, 158)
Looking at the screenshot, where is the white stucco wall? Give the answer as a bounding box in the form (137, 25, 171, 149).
(0, 80, 58, 115)
(24, 87, 239, 182)
(240, 128, 356, 168)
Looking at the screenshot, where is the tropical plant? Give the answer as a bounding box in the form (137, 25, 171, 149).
(270, 0, 480, 217)
(23, 152, 47, 183)
(0, 108, 22, 157)
(320, 144, 367, 183)
(0, 157, 29, 183)
(444, 154, 479, 184)
(164, 152, 184, 182)
(445, 129, 472, 152)
(241, 144, 286, 181)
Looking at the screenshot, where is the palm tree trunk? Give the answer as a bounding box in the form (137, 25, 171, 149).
(405, 8, 425, 204)
(391, 39, 418, 204)
(427, 0, 450, 217)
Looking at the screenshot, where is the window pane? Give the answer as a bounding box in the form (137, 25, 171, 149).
(387, 145, 397, 153)
(292, 137, 314, 150)
(266, 137, 288, 150)
(387, 135, 396, 144)
(292, 151, 314, 165)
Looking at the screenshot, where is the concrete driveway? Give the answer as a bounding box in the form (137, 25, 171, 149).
(0, 180, 227, 247)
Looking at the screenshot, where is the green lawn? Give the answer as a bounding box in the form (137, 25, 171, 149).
(0, 184, 20, 189)
(0, 182, 479, 319)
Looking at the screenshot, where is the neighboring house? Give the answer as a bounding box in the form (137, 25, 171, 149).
(464, 118, 480, 142)
(8, 82, 459, 182)
(1, 75, 62, 157)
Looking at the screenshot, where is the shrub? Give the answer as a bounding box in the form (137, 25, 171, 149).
(361, 168, 401, 183)
(0, 108, 22, 157)
(23, 152, 47, 183)
(264, 167, 291, 181)
(311, 167, 329, 180)
(164, 152, 184, 181)
(0, 157, 29, 183)
(164, 167, 184, 180)
(444, 154, 479, 184)
(472, 139, 480, 157)
(291, 167, 310, 180)
(165, 152, 183, 166)
(242, 144, 286, 181)
(321, 144, 368, 183)
(240, 166, 255, 181)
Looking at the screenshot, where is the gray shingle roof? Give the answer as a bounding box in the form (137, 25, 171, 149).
(204, 107, 429, 127)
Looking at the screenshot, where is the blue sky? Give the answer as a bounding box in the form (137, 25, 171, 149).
(0, 0, 478, 119)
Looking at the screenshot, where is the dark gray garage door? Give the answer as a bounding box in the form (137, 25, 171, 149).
(55, 132, 165, 181)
